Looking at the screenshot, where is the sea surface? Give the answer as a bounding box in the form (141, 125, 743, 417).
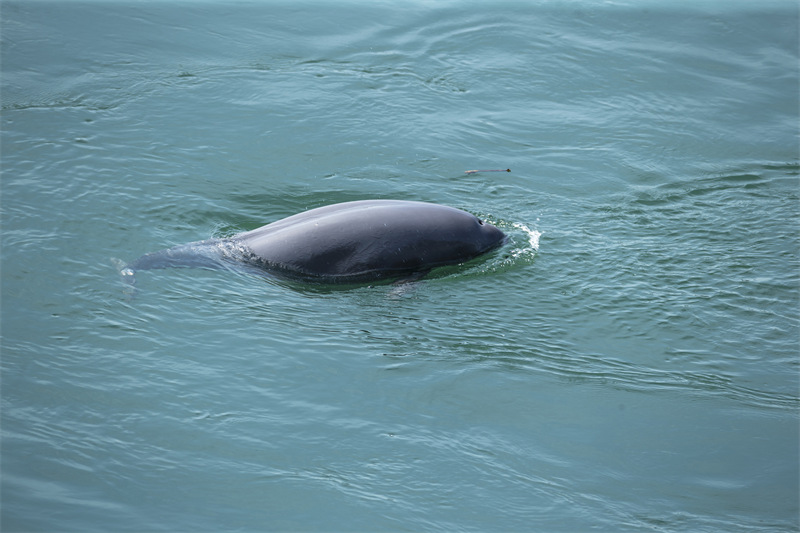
(2, 1, 798, 531)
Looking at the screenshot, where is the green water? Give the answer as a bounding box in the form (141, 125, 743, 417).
(2, 1, 798, 531)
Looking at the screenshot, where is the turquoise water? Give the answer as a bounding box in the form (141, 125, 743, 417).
(2, 1, 798, 531)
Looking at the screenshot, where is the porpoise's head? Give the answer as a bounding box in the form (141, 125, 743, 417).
(406, 202, 506, 262)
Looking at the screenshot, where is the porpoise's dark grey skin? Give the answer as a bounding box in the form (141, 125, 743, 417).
(123, 200, 506, 284)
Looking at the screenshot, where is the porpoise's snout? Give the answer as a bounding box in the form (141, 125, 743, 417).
(478, 219, 507, 251)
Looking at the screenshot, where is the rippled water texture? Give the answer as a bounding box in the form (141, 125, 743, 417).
(2, 1, 798, 532)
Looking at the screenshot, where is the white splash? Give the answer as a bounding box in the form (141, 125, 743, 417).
(512, 222, 541, 251)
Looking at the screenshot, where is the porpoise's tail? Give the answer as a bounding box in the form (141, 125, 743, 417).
(121, 239, 232, 285)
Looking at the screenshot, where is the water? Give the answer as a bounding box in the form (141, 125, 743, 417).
(2, 1, 798, 531)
